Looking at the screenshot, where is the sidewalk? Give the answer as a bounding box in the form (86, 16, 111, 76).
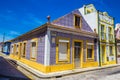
(17, 61, 120, 78)
(1, 53, 120, 79)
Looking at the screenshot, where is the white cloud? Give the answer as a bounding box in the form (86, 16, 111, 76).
(9, 31, 20, 36)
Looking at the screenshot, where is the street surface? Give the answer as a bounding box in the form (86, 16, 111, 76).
(55, 66, 120, 80)
(1, 53, 120, 80)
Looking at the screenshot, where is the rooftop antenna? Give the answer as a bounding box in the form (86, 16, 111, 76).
(2, 33, 5, 52)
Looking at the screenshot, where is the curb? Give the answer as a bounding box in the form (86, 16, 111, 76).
(1, 53, 120, 78)
(16, 60, 120, 78)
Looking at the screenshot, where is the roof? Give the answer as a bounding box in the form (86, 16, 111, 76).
(11, 23, 48, 41)
(10, 22, 98, 42)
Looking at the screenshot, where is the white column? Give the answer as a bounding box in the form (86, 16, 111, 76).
(44, 28, 51, 66)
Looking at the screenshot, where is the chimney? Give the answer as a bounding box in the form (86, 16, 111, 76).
(47, 15, 50, 23)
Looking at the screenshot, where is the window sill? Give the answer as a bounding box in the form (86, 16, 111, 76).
(57, 60, 69, 64)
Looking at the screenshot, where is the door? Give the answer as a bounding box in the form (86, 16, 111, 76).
(19, 43, 22, 59)
(102, 45, 105, 63)
(74, 41, 81, 68)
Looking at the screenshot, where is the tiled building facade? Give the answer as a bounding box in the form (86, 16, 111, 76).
(10, 4, 117, 73)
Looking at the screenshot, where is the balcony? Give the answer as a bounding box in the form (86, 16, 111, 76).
(109, 34, 114, 42)
(101, 32, 106, 41)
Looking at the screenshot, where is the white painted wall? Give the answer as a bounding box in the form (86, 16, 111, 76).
(44, 28, 51, 66)
(79, 7, 98, 33)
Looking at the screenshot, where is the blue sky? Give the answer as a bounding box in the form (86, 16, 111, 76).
(0, 0, 120, 42)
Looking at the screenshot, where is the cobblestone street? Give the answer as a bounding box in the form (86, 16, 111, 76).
(54, 66, 120, 80)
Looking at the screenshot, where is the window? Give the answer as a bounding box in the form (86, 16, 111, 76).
(108, 27, 113, 42)
(109, 46, 114, 56)
(31, 42, 37, 59)
(74, 15, 81, 28)
(56, 38, 70, 63)
(101, 24, 106, 40)
(108, 27, 112, 33)
(58, 42, 68, 61)
(22, 43, 26, 57)
(87, 45, 93, 59)
(101, 24, 105, 31)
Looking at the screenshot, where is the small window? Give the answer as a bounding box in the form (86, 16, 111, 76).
(74, 15, 81, 28)
(87, 45, 93, 59)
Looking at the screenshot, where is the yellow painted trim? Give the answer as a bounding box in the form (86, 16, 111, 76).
(72, 39, 83, 68)
(49, 64, 74, 72)
(30, 38, 38, 61)
(101, 60, 116, 66)
(19, 58, 48, 73)
(11, 56, 74, 73)
(56, 37, 70, 64)
(82, 62, 98, 68)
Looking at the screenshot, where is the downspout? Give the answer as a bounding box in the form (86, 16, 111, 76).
(97, 10, 101, 66)
(114, 18, 118, 64)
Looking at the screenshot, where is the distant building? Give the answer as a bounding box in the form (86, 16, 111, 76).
(79, 4, 116, 66)
(3, 41, 11, 55)
(115, 23, 120, 63)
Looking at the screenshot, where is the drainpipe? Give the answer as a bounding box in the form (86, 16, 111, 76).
(114, 18, 118, 64)
(97, 10, 101, 67)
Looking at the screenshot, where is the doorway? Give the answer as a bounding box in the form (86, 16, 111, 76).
(102, 45, 106, 63)
(74, 41, 82, 68)
(19, 43, 22, 59)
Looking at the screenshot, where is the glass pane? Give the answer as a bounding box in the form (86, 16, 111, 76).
(109, 46, 113, 55)
(23, 43, 26, 57)
(101, 25, 104, 31)
(75, 16, 80, 27)
(32, 42, 36, 47)
(31, 42, 36, 58)
(117, 45, 120, 55)
(58, 42, 68, 61)
(87, 49, 92, 58)
(74, 42, 81, 59)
